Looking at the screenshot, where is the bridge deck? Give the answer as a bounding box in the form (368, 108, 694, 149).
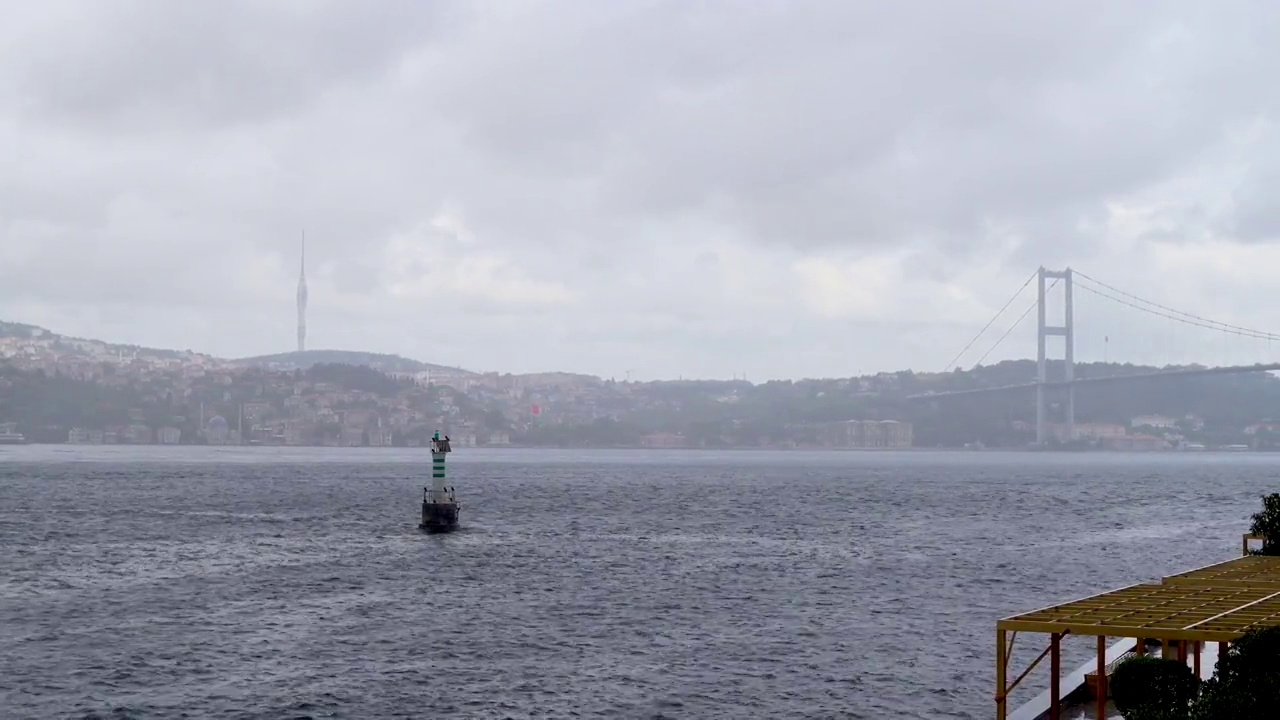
(909, 363, 1280, 400)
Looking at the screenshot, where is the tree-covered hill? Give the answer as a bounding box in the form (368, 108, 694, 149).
(3, 336, 1280, 447)
(232, 350, 471, 374)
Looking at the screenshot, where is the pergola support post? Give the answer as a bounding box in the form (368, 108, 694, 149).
(1095, 635, 1107, 720)
(1050, 632, 1061, 720)
(996, 629, 1007, 720)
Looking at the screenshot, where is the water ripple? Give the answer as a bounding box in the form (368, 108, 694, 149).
(0, 450, 1275, 718)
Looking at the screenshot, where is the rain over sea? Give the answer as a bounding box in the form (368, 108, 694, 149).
(0, 446, 1270, 719)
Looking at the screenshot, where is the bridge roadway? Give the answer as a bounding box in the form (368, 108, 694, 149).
(905, 363, 1280, 400)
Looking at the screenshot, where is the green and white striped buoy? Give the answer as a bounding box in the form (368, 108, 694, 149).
(420, 430, 460, 532)
(429, 431, 449, 499)
(432, 433, 447, 483)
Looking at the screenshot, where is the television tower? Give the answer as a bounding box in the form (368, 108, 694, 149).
(296, 232, 307, 353)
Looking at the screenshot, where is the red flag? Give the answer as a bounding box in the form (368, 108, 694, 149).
(531, 404, 541, 415)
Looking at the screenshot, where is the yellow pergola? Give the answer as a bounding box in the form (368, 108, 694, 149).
(995, 549, 1280, 720)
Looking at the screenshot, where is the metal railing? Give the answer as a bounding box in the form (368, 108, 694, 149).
(1244, 533, 1266, 555)
(423, 487, 456, 503)
(1083, 648, 1138, 698)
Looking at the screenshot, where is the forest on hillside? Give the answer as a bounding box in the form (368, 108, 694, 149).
(3, 357, 1280, 447)
(521, 361, 1280, 447)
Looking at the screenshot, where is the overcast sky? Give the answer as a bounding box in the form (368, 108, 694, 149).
(3, 1, 1280, 380)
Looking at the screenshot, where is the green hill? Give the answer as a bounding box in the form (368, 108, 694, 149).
(231, 349, 472, 375)
(0, 320, 206, 360)
(0, 320, 468, 373)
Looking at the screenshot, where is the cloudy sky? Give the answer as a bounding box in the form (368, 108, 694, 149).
(3, 0, 1280, 380)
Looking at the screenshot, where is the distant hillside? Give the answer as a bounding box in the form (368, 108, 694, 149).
(0, 321, 48, 339)
(0, 320, 468, 373)
(513, 371, 602, 384)
(232, 349, 473, 375)
(0, 320, 209, 361)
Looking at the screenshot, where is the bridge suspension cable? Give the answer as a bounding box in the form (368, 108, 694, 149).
(1073, 271, 1280, 342)
(1073, 273, 1280, 342)
(943, 269, 1038, 371)
(972, 279, 1061, 367)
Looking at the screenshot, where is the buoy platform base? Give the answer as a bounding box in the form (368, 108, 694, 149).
(419, 502, 460, 533)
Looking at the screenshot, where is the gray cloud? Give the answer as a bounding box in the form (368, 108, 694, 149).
(2, 0, 1280, 379)
(5, 0, 455, 131)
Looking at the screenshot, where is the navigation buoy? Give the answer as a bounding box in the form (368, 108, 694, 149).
(418, 431, 460, 533)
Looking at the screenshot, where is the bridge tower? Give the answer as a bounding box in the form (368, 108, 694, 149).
(1036, 267, 1074, 445)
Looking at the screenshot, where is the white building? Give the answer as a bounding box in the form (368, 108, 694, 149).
(1130, 414, 1179, 429)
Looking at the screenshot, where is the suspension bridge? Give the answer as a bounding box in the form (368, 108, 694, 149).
(906, 267, 1280, 445)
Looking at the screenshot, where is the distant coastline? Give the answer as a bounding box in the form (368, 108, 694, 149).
(5, 320, 1280, 453)
(4, 441, 1274, 454)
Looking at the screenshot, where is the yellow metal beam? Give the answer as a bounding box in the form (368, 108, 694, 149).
(1163, 555, 1280, 588)
(997, 582, 1280, 643)
(997, 551, 1280, 716)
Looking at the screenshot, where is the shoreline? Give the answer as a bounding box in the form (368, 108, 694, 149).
(1, 442, 1274, 454)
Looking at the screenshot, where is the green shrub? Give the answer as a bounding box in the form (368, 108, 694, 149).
(1248, 494, 1280, 556)
(1191, 626, 1280, 719)
(1111, 654, 1198, 720)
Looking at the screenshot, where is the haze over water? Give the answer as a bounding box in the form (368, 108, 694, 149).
(0, 447, 1270, 718)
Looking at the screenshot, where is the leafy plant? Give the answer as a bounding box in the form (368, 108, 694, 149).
(1191, 626, 1280, 718)
(1112, 655, 1198, 720)
(1248, 494, 1280, 556)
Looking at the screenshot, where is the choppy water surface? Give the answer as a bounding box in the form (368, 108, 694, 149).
(1, 447, 1276, 719)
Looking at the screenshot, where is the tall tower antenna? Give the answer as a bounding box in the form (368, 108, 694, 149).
(296, 231, 308, 353)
